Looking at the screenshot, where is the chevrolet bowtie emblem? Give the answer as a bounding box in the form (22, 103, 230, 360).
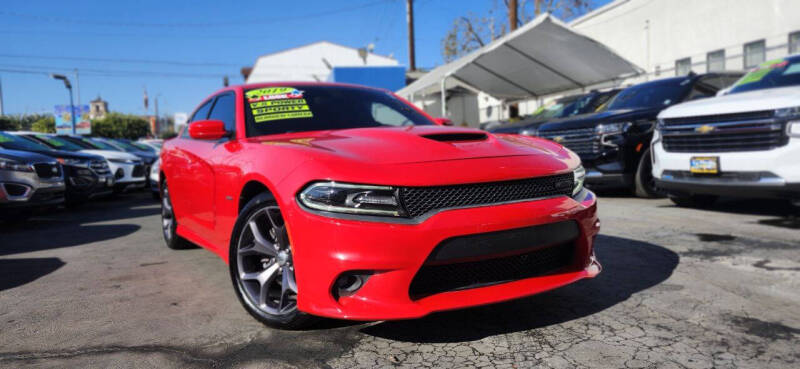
(695, 125, 716, 134)
(553, 136, 565, 143)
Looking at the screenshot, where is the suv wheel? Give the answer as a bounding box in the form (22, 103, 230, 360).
(669, 194, 718, 208)
(634, 148, 662, 198)
(229, 192, 315, 329)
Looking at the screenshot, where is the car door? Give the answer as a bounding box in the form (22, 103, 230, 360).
(179, 92, 237, 245)
(169, 98, 214, 237)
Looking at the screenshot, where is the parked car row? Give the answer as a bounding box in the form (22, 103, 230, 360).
(0, 132, 162, 220)
(489, 54, 800, 206)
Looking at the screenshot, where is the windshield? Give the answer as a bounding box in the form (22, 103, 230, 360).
(29, 135, 87, 152)
(607, 79, 690, 110)
(0, 132, 54, 152)
(128, 141, 156, 152)
(244, 85, 433, 137)
(729, 57, 800, 94)
(109, 139, 145, 153)
(75, 137, 121, 151)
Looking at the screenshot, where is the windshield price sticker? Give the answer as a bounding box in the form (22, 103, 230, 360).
(246, 87, 314, 123)
(736, 58, 787, 86)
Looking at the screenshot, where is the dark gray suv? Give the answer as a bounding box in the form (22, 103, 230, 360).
(0, 148, 65, 221)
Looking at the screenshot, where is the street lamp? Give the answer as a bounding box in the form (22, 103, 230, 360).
(51, 73, 76, 135)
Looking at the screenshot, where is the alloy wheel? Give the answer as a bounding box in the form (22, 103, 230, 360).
(161, 185, 174, 241)
(236, 206, 298, 316)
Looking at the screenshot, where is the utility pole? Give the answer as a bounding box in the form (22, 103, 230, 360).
(509, 0, 518, 31)
(51, 74, 76, 135)
(74, 68, 81, 107)
(406, 0, 416, 71)
(0, 77, 4, 116)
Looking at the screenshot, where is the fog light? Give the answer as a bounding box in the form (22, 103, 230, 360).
(115, 168, 124, 179)
(333, 272, 372, 300)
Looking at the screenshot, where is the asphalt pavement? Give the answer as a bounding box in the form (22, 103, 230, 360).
(1, 192, 798, 368)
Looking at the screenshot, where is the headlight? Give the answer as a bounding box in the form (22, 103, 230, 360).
(573, 165, 586, 196)
(108, 158, 138, 164)
(596, 122, 631, 135)
(520, 128, 538, 136)
(150, 160, 160, 175)
(57, 158, 89, 167)
(656, 118, 665, 131)
(775, 106, 800, 119)
(0, 158, 34, 172)
(299, 182, 403, 217)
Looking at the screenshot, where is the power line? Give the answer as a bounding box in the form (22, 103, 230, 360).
(0, 1, 391, 28)
(0, 53, 240, 67)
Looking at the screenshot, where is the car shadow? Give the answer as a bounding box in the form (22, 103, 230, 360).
(359, 234, 679, 343)
(0, 257, 65, 291)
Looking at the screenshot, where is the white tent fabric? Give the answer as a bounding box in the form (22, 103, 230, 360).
(397, 13, 642, 102)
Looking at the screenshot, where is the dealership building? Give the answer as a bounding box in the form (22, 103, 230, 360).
(403, 0, 800, 127)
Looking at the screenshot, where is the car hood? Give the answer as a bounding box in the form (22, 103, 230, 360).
(80, 150, 140, 161)
(659, 86, 800, 119)
(538, 107, 662, 131)
(248, 126, 572, 165)
(0, 148, 58, 164)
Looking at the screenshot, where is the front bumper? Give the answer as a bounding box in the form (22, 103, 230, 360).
(285, 189, 600, 320)
(652, 138, 800, 199)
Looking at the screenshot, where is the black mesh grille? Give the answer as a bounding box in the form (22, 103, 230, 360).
(409, 241, 576, 299)
(399, 173, 574, 218)
(539, 127, 601, 155)
(33, 163, 61, 179)
(132, 165, 145, 177)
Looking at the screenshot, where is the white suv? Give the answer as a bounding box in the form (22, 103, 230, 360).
(652, 55, 800, 207)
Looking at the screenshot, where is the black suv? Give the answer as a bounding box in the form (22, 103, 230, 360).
(0, 131, 114, 206)
(537, 72, 743, 197)
(490, 89, 621, 135)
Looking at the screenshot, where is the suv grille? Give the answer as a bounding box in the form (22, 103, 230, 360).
(538, 127, 600, 155)
(399, 173, 574, 218)
(661, 110, 787, 152)
(90, 160, 111, 175)
(132, 165, 145, 177)
(33, 163, 61, 179)
(409, 240, 576, 299)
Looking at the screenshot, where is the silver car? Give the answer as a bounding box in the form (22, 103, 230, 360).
(0, 148, 65, 221)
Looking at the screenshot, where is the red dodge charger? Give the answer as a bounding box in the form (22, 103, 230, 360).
(159, 83, 601, 328)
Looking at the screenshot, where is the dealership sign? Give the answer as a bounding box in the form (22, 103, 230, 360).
(54, 105, 91, 135)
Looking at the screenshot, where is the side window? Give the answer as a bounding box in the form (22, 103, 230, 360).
(685, 77, 719, 101)
(183, 99, 214, 138)
(208, 93, 236, 132)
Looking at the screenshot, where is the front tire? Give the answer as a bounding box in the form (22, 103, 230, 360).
(229, 192, 314, 329)
(634, 148, 662, 198)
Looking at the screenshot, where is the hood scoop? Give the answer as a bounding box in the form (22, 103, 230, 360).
(421, 132, 488, 142)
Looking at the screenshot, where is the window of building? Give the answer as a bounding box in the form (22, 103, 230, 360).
(707, 50, 725, 72)
(744, 40, 766, 69)
(790, 31, 800, 54)
(675, 58, 691, 76)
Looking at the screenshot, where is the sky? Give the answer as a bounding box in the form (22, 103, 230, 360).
(0, 0, 609, 117)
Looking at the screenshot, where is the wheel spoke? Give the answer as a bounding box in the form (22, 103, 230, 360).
(248, 220, 278, 256)
(265, 207, 283, 230)
(283, 267, 298, 293)
(257, 263, 280, 306)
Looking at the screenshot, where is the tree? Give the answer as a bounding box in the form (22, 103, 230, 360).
(442, 0, 593, 62)
(91, 113, 150, 139)
(0, 116, 19, 131)
(31, 116, 56, 133)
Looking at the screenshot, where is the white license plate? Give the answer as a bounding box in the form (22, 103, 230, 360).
(690, 156, 719, 174)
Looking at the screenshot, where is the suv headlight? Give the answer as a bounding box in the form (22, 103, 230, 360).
(58, 158, 89, 167)
(778, 106, 800, 137)
(0, 158, 34, 172)
(573, 165, 586, 196)
(596, 122, 631, 135)
(299, 182, 403, 217)
(520, 128, 538, 136)
(108, 158, 138, 164)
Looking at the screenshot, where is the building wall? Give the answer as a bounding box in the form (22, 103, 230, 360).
(572, 0, 800, 79)
(247, 41, 399, 83)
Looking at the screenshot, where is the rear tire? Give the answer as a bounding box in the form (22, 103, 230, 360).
(161, 180, 193, 250)
(669, 194, 718, 208)
(634, 148, 662, 198)
(229, 192, 315, 329)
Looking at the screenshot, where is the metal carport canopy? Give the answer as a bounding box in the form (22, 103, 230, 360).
(397, 13, 642, 114)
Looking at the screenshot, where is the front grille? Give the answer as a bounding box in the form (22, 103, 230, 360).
(399, 173, 574, 218)
(90, 160, 111, 175)
(538, 127, 601, 155)
(132, 165, 145, 177)
(661, 111, 787, 153)
(33, 163, 61, 179)
(409, 240, 576, 299)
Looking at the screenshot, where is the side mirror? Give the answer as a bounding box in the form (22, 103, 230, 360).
(188, 120, 228, 140)
(433, 117, 453, 126)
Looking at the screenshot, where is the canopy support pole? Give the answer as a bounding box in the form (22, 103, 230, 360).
(440, 73, 449, 117)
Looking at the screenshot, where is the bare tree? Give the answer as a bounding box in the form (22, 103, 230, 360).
(442, 0, 592, 62)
